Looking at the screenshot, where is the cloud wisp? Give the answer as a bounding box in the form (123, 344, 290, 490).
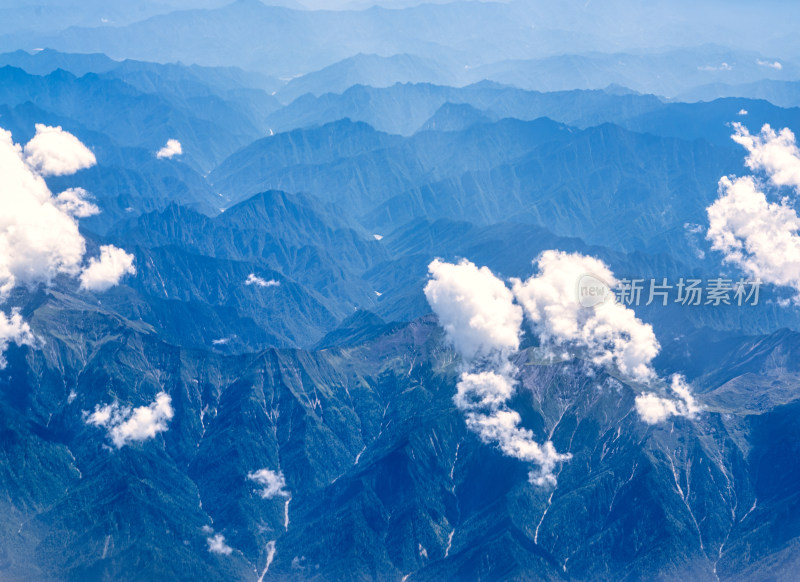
(756, 59, 783, 70)
(425, 258, 570, 487)
(0, 310, 35, 368)
(156, 139, 183, 159)
(54, 188, 100, 218)
(245, 274, 280, 288)
(248, 468, 290, 499)
(207, 533, 233, 556)
(635, 375, 700, 425)
(86, 392, 174, 448)
(707, 123, 800, 297)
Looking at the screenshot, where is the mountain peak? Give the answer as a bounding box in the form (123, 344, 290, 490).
(418, 102, 497, 133)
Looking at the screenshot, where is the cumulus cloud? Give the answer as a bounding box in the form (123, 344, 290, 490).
(0, 309, 35, 368)
(635, 375, 700, 424)
(510, 251, 702, 425)
(207, 533, 233, 556)
(426, 253, 701, 431)
(512, 251, 660, 384)
(156, 139, 183, 159)
(708, 176, 800, 290)
(79, 245, 136, 292)
(0, 124, 134, 301)
(86, 392, 174, 448)
(248, 468, 290, 499)
(731, 123, 800, 189)
(707, 124, 800, 295)
(737, 109, 748, 116)
(245, 274, 280, 288)
(424, 259, 522, 362)
(425, 259, 569, 486)
(0, 124, 136, 362)
(22, 124, 96, 177)
(0, 127, 88, 297)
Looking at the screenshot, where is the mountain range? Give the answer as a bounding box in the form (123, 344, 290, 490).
(2, 6, 800, 581)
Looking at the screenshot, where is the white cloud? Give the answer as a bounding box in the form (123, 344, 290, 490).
(757, 59, 783, 70)
(512, 251, 660, 384)
(54, 188, 100, 218)
(731, 123, 800, 189)
(248, 468, 290, 499)
(707, 124, 800, 295)
(455, 371, 516, 411)
(465, 409, 570, 486)
(156, 139, 183, 159)
(698, 62, 732, 72)
(635, 392, 677, 425)
(457, 372, 570, 487)
(245, 274, 280, 288)
(0, 127, 88, 297)
(425, 259, 569, 486)
(0, 309, 35, 368)
(0, 124, 135, 363)
(426, 254, 701, 429)
(22, 124, 96, 177)
(510, 251, 700, 424)
(0, 124, 134, 299)
(207, 533, 233, 556)
(708, 175, 800, 290)
(424, 259, 522, 363)
(79, 245, 136, 292)
(737, 109, 748, 116)
(86, 392, 174, 448)
(635, 375, 700, 425)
